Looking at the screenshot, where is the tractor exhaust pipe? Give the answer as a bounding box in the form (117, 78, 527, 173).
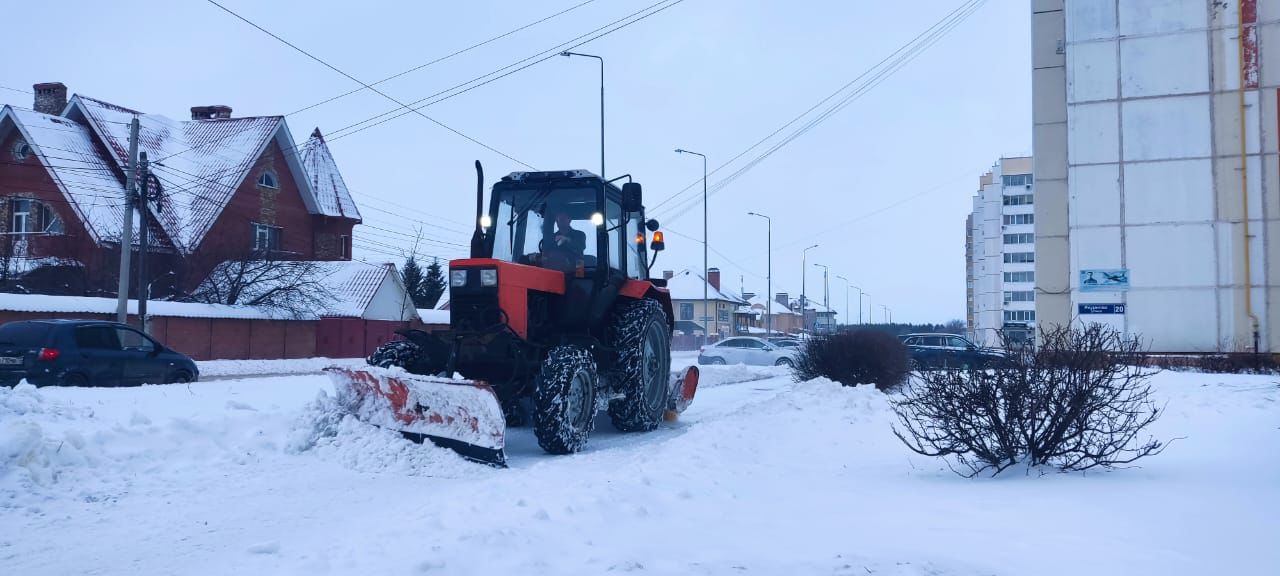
(471, 160, 486, 258)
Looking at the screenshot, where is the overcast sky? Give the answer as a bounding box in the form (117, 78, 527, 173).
(3, 0, 1029, 323)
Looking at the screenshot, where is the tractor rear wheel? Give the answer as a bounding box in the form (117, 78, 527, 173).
(607, 299, 672, 432)
(533, 345, 598, 454)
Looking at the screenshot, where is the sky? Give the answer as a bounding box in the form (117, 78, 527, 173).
(2, 0, 1031, 323)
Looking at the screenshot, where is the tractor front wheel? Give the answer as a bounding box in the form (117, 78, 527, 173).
(367, 340, 434, 375)
(607, 299, 672, 432)
(533, 345, 598, 454)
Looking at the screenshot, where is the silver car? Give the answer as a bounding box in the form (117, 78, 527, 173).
(698, 336, 798, 367)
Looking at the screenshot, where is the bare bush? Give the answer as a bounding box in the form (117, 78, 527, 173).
(792, 329, 909, 391)
(892, 324, 1167, 476)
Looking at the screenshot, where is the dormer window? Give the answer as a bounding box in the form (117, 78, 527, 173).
(257, 170, 279, 189)
(12, 140, 31, 162)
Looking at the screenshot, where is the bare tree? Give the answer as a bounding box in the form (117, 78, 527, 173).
(188, 254, 333, 319)
(892, 324, 1167, 476)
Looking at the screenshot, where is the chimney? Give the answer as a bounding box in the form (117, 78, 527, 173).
(190, 105, 233, 120)
(663, 270, 674, 280)
(776, 292, 789, 308)
(33, 82, 67, 115)
(707, 268, 721, 291)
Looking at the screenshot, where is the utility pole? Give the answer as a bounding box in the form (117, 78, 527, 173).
(115, 117, 140, 324)
(813, 263, 829, 332)
(136, 152, 152, 334)
(747, 212, 772, 336)
(801, 244, 818, 332)
(675, 148, 708, 338)
(836, 275, 850, 330)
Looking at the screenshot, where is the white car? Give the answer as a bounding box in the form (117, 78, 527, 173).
(698, 336, 798, 367)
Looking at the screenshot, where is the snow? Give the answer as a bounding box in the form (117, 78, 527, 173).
(0, 291, 308, 320)
(1, 368, 1276, 575)
(299, 129, 361, 221)
(192, 259, 396, 318)
(418, 308, 450, 324)
(664, 269, 746, 303)
(197, 357, 365, 378)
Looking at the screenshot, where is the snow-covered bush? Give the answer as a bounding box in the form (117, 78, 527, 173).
(892, 324, 1166, 476)
(792, 329, 909, 391)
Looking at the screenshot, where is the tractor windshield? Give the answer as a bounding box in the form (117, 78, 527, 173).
(492, 185, 615, 272)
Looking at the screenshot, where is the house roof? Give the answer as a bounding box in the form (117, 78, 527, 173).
(0, 106, 128, 244)
(193, 259, 400, 318)
(665, 270, 746, 304)
(299, 128, 361, 221)
(745, 293, 799, 316)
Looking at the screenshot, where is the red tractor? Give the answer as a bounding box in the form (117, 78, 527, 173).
(330, 162, 698, 466)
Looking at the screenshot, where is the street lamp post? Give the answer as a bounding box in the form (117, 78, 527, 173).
(813, 263, 829, 333)
(560, 52, 605, 180)
(853, 285, 865, 324)
(675, 148, 709, 336)
(835, 275, 850, 330)
(881, 305, 892, 324)
(800, 244, 819, 332)
(747, 212, 772, 336)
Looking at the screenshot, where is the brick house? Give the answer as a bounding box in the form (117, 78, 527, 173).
(0, 82, 361, 297)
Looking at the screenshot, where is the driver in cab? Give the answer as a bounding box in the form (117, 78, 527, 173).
(538, 210, 586, 271)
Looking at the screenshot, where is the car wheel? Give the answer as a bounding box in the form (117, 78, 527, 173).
(170, 370, 194, 384)
(707, 357, 726, 365)
(774, 357, 793, 367)
(61, 372, 90, 387)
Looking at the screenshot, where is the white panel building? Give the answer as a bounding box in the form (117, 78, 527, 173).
(1032, 0, 1279, 353)
(967, 157, 1036, 347)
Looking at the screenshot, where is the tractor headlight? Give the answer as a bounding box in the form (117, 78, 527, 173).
(450, 270, 468, 288)
(479, 269, 498, 287)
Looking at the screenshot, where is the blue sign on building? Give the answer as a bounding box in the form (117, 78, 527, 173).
(1078, 303, 1126, 315)
(1080, 269, 1129, 292)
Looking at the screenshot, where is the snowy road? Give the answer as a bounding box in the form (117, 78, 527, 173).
(2, 366, 1277, 575)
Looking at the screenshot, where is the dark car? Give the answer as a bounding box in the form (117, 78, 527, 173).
(0, 320, 199, 387)
(899, 333, 1006, 370)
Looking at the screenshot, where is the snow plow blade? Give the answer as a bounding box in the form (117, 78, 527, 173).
(664, 365, 700, 421)
(327, 367, 507, 467)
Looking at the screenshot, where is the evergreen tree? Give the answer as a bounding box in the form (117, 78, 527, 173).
(423, 258, 446, 308)
(402, 256, 429, 309)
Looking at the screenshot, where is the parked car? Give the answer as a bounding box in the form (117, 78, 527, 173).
(899, 333, 1006, 370)
(699, 336, 798, 367)
(767, 337, 803, 349)
(0, 320, 199, 387)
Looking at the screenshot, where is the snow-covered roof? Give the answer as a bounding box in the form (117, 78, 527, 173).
(665, 270, 745, 303)
(745, 293, 799, 316)
(417, 308, 449, 324)
(299, 129, 361, 221)
(194, 259, 400, 319)
(0, 106, 128, 244)
(0, 292, 305, 320)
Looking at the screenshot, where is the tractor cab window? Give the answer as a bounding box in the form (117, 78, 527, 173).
(625, 210, 645, 278)
(491, 184, 625, 274)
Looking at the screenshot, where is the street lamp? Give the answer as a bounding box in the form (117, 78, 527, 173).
(853, 285, 865, 324)
(835, 274, 850, 330)
(747, 211, 772, 336)
(881, 305, 892, 324)
(801, 244, 819, 332)
(675, 148, 709, 336)
(813, 263, 829, 333)
(560, 51, 605, 179)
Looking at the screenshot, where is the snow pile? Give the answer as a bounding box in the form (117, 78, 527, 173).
(0, 384, 104, 498)
(289, 390, 481, 478)
(692, 363, 789, 389)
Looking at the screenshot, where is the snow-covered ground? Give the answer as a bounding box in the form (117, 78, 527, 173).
(1, 368, 1276, 575)
(197, 357, 365, 378)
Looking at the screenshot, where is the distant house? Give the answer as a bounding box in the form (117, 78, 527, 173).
(663, 267, 746, 339)
(0, 82, 361, 297)
(742, 292, 803, 335)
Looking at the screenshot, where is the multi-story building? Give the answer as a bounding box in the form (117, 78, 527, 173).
(967, 157, 1036, 347)
(1032, 0, 1278, 353)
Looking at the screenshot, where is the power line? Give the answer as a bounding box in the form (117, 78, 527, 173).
(651, 0, 987, 220)
(203, 0, 536, 169)
(1, 85, 32, 95)
(286, 0, 600, 117)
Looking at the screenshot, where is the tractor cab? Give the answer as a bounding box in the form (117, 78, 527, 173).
(486, 170, 655, 281)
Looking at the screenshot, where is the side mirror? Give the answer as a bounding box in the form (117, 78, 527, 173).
(622, 182, 643, 212)
(645, 218, 660, 232)
(650, 230, 665, 252)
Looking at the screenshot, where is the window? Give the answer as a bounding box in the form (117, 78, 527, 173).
(1004, 310, 1036, 322)
(679, 303, 694, 321)
(1002, 174, 1033, 187)
(1003, 214, 1034, 225)
(12, 140, 31, 162)
(1004, 290, 1035, 302)
(9, 198, 63, 234)
(718, 308, 730, 322)
(0, 322, 51, 347)
(116, 328, 155, 353)
(718, 338, 745, 348)
(945, 336, 971, 349)
(75, 326, 121, 350)
(742, 339, 767, 349)
(1003, 233, 1034, 245)
(253, 223, 282, 252)
(1004, 271, 1035, 283)
(1004, 252, 1034, 264)
(257, 170, 279, 189)
(339, 235, 350, 259)
(1002, 194, 1034, 206)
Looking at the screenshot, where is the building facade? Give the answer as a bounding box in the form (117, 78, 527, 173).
(1032, 0, 1279, 352)
(967, 157, 1036, 347)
